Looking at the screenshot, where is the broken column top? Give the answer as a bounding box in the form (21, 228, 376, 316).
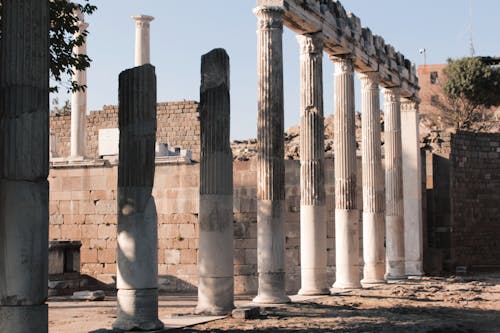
(131, 14, 154, 23)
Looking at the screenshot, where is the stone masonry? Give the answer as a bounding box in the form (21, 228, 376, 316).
(50, 101, 200, 161)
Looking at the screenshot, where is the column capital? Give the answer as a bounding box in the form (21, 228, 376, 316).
(330, 55, 354, 74)
(296, 33, 323, 55)
(132, 15, 154, 28)
(383, 87, 401, 102)
(400, 98, 419, 112)
(253, 6, 284, 30)
(359, 71, 380, 90)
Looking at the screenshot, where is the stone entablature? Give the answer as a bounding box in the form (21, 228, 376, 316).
(258, 0, 419, 98)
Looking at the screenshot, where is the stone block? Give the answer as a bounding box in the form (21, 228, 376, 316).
(164, 249, 180, 264)
(179, 223, 195, 239)
(71, 190, 90, 201)
(97, 248, 116, 263)
(72, 290, 105, 301)
(98, 224, 116, 240)
(81, 248, 98, 263)
(180, 249, 197, 264)
(232, 306, 260, 319)
(95, 200, 115, 214)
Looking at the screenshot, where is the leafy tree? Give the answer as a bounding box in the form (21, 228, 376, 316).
(434, 57, 500, 132)
(0, 0, 97, 93)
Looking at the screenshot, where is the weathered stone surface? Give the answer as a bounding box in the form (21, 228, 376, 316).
(114, 64, 163, 331)
(331, 56, 361, 290)
(72, 290, 105, 301)
(296, 33, 328, 296)
(401, 99, 424, 276)
(0, 1, 49, 332)
(253, 5, 289, 304)
(196, 49, 234, 315)
(132, 15, 154, 66)
(70, 10, 89, 160)
(383, 88, 406, 280)
(359, 72, 385, 285)
(232, 306, 260, 319)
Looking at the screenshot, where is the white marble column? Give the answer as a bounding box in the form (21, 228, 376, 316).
(0, 1, 49, 331)
(132, 15, 154, 66)
(383, 88, 406, 280)
(359, 72, 386, 285)
(401, 98, 424, 276)
(296, 33, 329, 295)
(253, 6, 290, 304)
(70, 10, 89, 160)
(195, 49, 234, 315)
(331, 56, 361, 290)
(113, 65, 163, 332)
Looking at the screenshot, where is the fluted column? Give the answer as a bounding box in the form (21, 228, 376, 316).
(113, 65, 164, 332)
(359, 72, 386, 285)
(383, 88, 406, 280)
(253, 6, 290, 304)
(70, 10, 89, 160)
(132, 15, 154, 66)
(195, 49, 234, 315)
(331, 56, 361, 290)
(0, 1, 50, 331)
(296, 33, 329, 295)
(401, 98, 424, 276)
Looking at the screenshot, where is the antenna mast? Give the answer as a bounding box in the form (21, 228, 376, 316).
(468, 0, 475, 57)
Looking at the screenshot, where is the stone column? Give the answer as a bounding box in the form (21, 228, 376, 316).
(195, 48, 234, 315)
(401, 98, 424, 276)
(0, 1, 50, 332)
(331, 56, 361, 290)
(253, 6, 290, 304)
(70, 10, 89, 160)
(113, 65, 164, 332)
(383, 88, 406, 280)
(296, 33, 329, 295)
(359, 72, 386, 285)
(132, 15, 154, 66)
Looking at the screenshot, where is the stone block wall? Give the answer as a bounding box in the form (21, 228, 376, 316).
(48, 158, 365, 294)
(450, 131, 500, 269)
(50, 101, 200, 161)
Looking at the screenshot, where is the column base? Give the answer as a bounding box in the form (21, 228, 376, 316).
(298, 287, 330, 296)
(195, 277, 234, 315)
(331, 281, 362, 291)
(361, 278, 386, 285)
(385, 274, 408, 281)
(253, 273, 290, 304)
(113, 289, 164, 332)
(405, 260, 424, 276)
(0, 304, 48, 332)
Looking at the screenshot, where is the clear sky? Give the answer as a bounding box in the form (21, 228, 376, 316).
(52, 0, 499, 140)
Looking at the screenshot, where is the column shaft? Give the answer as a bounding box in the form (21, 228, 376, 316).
(401, 98, 424, 276)
(0, 1, 49, 331)
(331, 56, 361, 290)
(383, 88, 406, 280)
(296, 34, 329, 295)
(132, 15, 154, 66)
(253, 6, 290, 304)
(359, 72, 385, 284)
(195, 49, 234, 315)
(70, 11, 89, 159)
(113, 65, 163, 331)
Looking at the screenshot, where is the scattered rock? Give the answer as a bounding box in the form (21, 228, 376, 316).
(72, 290, 105, 301)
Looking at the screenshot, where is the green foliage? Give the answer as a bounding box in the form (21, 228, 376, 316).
(0, 0, 97, 93)
(438, 57, 500, 131)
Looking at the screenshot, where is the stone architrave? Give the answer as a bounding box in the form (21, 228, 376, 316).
(0, 1, 50, 332)
(132, 15, 154, 66)
(331, 56, 361, 290)
(195, 48, 235, 315)
(253, 5, 290, 304)
(383, 88, 406, 280)
(113, 65, 164, 332)
(401, 98, 424, 276)
(359, 72, 386, 285)
(296, 33, 329, 295)
(70, 10, 89, 160)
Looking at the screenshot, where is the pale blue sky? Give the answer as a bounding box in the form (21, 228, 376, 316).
(52, 0, 499, 139)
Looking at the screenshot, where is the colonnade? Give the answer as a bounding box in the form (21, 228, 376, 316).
(253, 5, 424, 301)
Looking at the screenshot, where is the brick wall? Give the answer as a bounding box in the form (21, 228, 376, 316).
(450, 131, 500, 269)
(48, 158, 365, 294)
(50, 101, 200, 161)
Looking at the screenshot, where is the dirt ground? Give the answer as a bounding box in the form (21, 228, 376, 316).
(184, 274, 500, 333)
